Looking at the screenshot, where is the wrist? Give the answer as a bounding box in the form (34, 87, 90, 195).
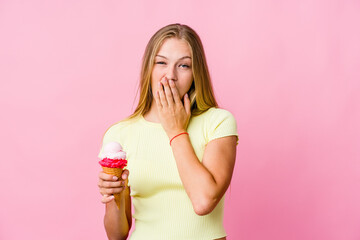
(167, 129, 186, 139)
(169, 131, 189, 146)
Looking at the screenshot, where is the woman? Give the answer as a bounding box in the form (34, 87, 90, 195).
(98, 23, 238, 240)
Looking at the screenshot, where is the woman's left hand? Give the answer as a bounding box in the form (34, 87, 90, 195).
(155, 76, 191, 139)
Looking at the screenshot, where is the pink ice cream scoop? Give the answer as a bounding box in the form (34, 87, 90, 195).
(99, 142, 127, 168)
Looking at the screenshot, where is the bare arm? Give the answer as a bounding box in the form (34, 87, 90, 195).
(171, 135, 237, 215)
(99, 170, 132, 240)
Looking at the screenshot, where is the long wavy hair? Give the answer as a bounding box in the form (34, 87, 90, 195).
(128, 23, 218, 119)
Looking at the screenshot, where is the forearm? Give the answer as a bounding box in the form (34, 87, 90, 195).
(171, 134, 218, 215)
(104, 189, 131, 240)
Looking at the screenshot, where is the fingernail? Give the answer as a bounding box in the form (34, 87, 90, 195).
(122, 174, 127, 180)
(113, 176, 118, 181)
(169, 80, 174, 86)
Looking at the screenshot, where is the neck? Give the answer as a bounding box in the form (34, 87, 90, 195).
(143, 101, 160, 123)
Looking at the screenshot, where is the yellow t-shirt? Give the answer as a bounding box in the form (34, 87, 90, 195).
(98, 107, 238, 240)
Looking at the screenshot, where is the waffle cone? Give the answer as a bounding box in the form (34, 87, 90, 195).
(102, 166, 124, 209)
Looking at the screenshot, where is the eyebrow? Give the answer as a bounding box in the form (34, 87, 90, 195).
(156, 54, 191, 60)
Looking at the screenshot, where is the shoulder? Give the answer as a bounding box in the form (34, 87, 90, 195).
(197, 107, 238, 144)
(98, 116, 141, 158)
(206, 107, 235, 117)
(102, 116, 140, 139)
(197, 107, 237, 124)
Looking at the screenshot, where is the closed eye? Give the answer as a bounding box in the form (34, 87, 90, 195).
(179, 64, 190, 68)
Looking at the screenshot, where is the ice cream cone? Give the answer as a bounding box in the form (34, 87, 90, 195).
(99, 141, 127, 210)
(102, 166, 124, 209)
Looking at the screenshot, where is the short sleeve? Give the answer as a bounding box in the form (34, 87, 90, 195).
(207, 108, 239, 145)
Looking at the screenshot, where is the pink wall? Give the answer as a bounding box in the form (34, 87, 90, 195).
(1, 1, 359, 239)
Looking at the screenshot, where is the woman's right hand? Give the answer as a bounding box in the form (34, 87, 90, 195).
(98, 169, 130, 203)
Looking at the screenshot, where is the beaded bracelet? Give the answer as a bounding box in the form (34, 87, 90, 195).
(170, 132, 189, 146)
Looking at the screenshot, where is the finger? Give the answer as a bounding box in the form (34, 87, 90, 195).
(162, 78, 174, 107)
(169, 80, 182, 105)
(154, 89, 162, 109)
(99, 172, 119, 181)
(100, 180, 123, 188)
(101, 194, 115, 204)
(158, 82, 168, 107)
(105, 187, 124, 195)
(184, 93, 191, 115)
(121, 169, 129, 180)
(99, 185, 122, 196)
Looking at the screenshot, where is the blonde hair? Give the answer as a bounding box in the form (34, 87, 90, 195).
(128, 23, 218, 119)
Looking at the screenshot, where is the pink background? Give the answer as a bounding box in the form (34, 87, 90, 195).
(1, 1, 359, 239)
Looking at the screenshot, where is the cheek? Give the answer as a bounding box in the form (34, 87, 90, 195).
(151, 68, 159, 82)
(150, 68, 162, 89)
(177, 75, 193, 96)
(184, 73, 193, 89)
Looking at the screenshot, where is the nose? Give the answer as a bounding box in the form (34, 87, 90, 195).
(165, 65, 177, 81)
